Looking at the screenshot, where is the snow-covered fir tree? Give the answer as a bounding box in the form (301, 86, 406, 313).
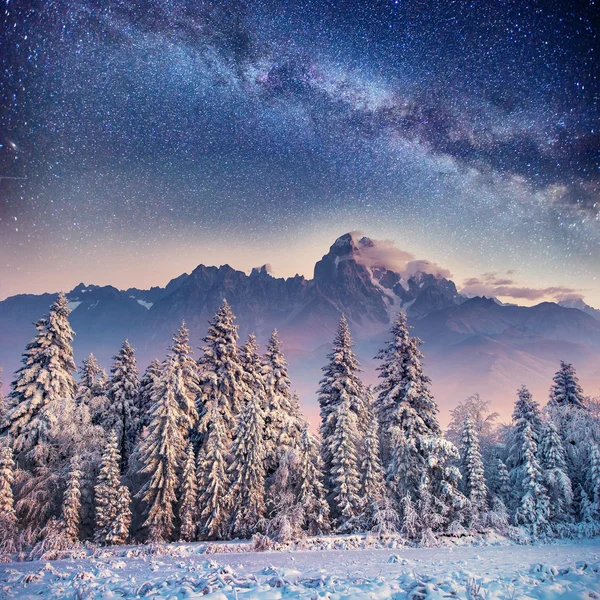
(136, 359, 163, 437)
(62, 456, 82, 542)
(106, 340, 139, 471)
(94, 431, 131, 545)
(169, 322, 200, 432)
(296, 424, 330, 536)
(507, 386, 543, 509)
(579, 485, 596, 525)
(179, 442, 198, 542)
(196, 401, 230, 540)
(264, 329, 303, 469)
(137, 354, 187, 542)
(590, 444, 600, 518)
(4, 293, 77, 466)
(76, 354, 108, 426)
(225, 382, 267, 539)
(318, 316, 365, 500)
(197, 300, 246, 441)
(359, 396, 390, 531)
(460, 415, 488, 515)
(375, 312, 465, 531)
(327, 396, 362, 532)
(490, 458, 511, 507)
(0, 445, 17, 537)
(549, 361, 586, 410)
(374, 310, 441, 465)
(539, 420, 573, 522)
(514, 423, 550, 537)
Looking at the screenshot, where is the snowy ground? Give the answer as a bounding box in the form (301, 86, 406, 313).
(1, 539, 600, 598)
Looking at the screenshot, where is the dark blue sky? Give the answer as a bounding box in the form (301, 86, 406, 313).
(0, 0, 598, 304)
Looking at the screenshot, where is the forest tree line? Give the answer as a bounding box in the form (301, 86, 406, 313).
(0, 293, 599, 558)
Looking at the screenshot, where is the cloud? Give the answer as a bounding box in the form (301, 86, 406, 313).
(348, 233, 453, 279)
(461, 275, 583, 302)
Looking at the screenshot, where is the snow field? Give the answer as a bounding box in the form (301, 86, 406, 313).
(1, 539, 600, 599)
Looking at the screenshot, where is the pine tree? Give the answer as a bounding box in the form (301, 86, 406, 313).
(374, 311, 441, 466)
(226, 386, 266, 538)
(76, 354, 108, 426)
(590, 444, 600, 518)
(63, 456, 83, 542)
(328, 396, 361, 532)
(297, 424, 330, 536)
(0, 445, 17, 534)
(539, 421, 573, 522)
(106, 341, 139, 471)
(5, 293, 77, 465)
(579, 486, 596, 523)
(94, 431, 131, 545)
(179, 442, 198, 542)
(360, 400, 388, 531)
(374, 312, 464, 530)
(492, 458, 511, 507)
(169, 322, 200, 432)
(549, 361, 586, 410)
(196, 402, 230, 540)
(137, 354, 187, 542)
(318, 316, 365, 500)
(514, 423, 550, 538)
(507, 386, 543, 509)
(136, 359, 163, 436)
(460, 415, 488, 514)
(197, 300, 245, 441)
(264, 329, 303, 468)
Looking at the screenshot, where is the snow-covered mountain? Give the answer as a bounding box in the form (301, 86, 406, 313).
(1, 232, 599, 421)
(558, 298, 600, 322)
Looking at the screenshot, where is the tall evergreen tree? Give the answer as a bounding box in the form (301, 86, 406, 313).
(196, 402, 230, 540)
(137, 355, 186, 542)
(549, 361, 586, 410)
(318, 316, 365, 498)
(179, 442, 198, 542)
(539, 421, 573, 522)
(94, 431, 131, 545)
(514, 423, 550, 537)
(460, 415, 488, 513)
(5, 293, 77, 465)
(590, 444, 600, 518)
(106, 340, 139, 471)
(76, 354, 108, 426)
(491, 458, 511, 507)
(136, 359, 162, 436)
(507, 386, 543, 508)
(297, 424, 330, 536)
(0, 445, 17, 534)
(374, 312, 464, 530)
(374, 311, 440, 465)
(225, 384, 267, 538)
(264, 329, 303, 466)
(63, 456, 83, 542)
(169, 323, 200, 432)
(197, 300, 245, 441)
(327, 396, 361, 532)
(359, 397, 390, 531)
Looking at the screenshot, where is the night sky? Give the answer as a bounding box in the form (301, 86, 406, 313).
(1, 0, 598, 304)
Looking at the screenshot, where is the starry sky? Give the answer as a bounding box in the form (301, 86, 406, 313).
(0, 0, 598, 305)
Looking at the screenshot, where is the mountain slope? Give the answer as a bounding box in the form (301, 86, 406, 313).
(0, 232, 598, 423)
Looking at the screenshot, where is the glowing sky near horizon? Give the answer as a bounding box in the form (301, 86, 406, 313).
(0, 0, 598, 305)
